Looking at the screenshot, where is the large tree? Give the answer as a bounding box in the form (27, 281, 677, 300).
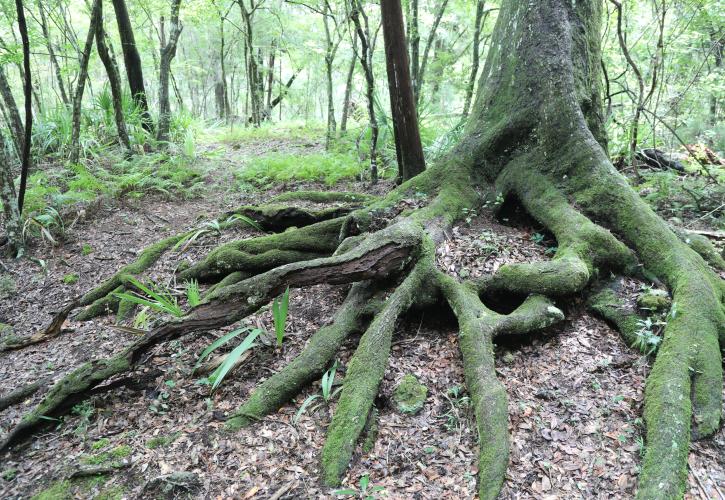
(3, 2, 722, 499)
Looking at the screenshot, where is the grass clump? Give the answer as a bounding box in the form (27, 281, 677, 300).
(31, 480, 72, 500)
(235, 152, 364, 186)
(62, 273, 79, 285)
(82, 244, 94, 256)
(146, 432, 181, 449)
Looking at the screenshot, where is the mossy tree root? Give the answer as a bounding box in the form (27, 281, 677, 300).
(72, 203, 346, 321)
(226, 282, 379, 431)
(587, 280, 645, 350)
(440, 275, 564, 500)
(178, 218, 346, 283)
(2, 221, 423, 451)
(321, 247, 435, 486)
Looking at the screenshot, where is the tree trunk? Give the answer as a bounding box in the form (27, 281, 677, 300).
(15, 0, 32, 214)
(238, 0, 262, 126)
(415, 0, 448, 105)
(408, 0, 419, 99)
(0, 67, 24, 159)
(340, 37, 357, 134)
(157, 0, 183, 142)
(111, 0, 153, 132)
(0, 132, 23, 255)
(380, 0, 425, 182)
(70, 0, 102, 164)
(349, 0, 379, 183)
(461, 0, 485, 121)
(36, 1, 70, 107)
(96, 2, 132, 153)
(709, 29, 723, 132)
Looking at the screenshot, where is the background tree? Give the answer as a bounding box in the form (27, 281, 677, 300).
(157, 0, 184, 142)
(380, 0, 424, 181)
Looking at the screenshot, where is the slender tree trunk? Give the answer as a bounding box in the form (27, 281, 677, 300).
(0, 135, 23, 255)
(461, 0, 485, 121)
(238, 0, 262, 126)
(709, 29, 723, 132)
(349, 0, 379, 183)
(409, 0, 419, 99)
(415, 0, 448, 105)
(37, 1, 70, 107)
(70, 0, 102, 164)
(381, 0, 425, 182)
(15, 0, 32, 214)
(96, 2, 132, 152)
(339, 41, 357, 134)
(111, 0, 153, 132)
(157, 0, 183, 142)
(0, 68, 24, 159)
(266, 41, 276, 113)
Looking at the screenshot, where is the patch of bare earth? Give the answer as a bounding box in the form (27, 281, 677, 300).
(0, 146, 723, 498)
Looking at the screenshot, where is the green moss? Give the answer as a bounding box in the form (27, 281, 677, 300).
(392, 375, 428, 415)
(91, 438, 110, 450)
(110, 445, 131, 458)
(636, 289, 671, 312)
(62, 273, 79, 285)
(146, 433, 180, 449)
(31, 480, 72, 500)
(2, 468, 17, 481)
(270, 191, 378, 204)
(361, 407, 379, 454)
(81, 244, 93, 256)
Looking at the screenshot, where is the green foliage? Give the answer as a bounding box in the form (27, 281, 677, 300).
(113, 277, 183, 318)
(235, 152, 365, 186)
(62, 273, 79, 285)
(186, 280, 201, 307)
(272, 287, 290, 346)
(333, 474, 386, 499)
(146, 432, 181, 449)
(82, 244, 94, 256)
(208, 328, 262, 391)
(293, 361, 341, 424)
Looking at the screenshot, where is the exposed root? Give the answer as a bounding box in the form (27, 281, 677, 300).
(673, 227, 725, 272)
(440, 275, 564, 500)
(587, 280, 643, 350)
(2, 298, 78, 351)
(321, 244, 435, 485)
(2, 220, 422, 450)
(178, 218, 345, 283)
(226, 282, 379, 430)
(0, 378, 50, 412)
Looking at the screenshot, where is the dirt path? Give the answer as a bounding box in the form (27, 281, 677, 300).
(0, 140, 723, 499)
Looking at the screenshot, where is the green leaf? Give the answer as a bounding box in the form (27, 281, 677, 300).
(194, 326, 253, 371)
(210, 329, 261, 391)
(293, 394, 321, 424)
(272, 287, 290, 346)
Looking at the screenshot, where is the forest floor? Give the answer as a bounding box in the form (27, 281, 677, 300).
(0, 133, 724, 499)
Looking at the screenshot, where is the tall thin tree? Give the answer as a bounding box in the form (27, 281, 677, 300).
(157, 0, 183, 142)
(15, 0, 32, 214)
(111, 0, 153, 132)
(380, 0, 425, 182)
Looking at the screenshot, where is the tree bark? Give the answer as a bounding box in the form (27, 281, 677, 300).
(111, 0, 153, 132)
(340, 36, 357, 134)
(70, 0, 102, 164)
(96, 1, 132, 152)
(157, 0, 183, 142)
(349, 0, 379, 183)
(0, 131, 23, 254)
(415, 0, 448, 105)
(380, 0, 425, 182)
(0, 67, 24, 159)
(408, 0, 419, 99)
(238, 0, 262, 126)
(461, 0, 485, 121)
(15, 0, 32, 214)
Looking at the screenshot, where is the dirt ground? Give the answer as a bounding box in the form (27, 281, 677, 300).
(0, 139, 723, 499)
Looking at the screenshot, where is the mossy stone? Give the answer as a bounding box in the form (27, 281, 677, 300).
(637, 289, 671, 312)
(393, 374, 428, 415)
